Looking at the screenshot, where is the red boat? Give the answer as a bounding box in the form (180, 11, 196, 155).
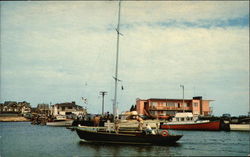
(161, 113, 221, 131)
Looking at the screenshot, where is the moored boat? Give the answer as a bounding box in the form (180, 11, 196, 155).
(230, 124, 250, 131)
(76, 126, 182, 145)
(46, 115, 73, 127)
(161, 112, 221, 131)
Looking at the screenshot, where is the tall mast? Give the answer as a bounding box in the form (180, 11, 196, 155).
(113, 0, 122, 119)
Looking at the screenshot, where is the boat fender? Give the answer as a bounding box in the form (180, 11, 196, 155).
(161, 130, 169, 136)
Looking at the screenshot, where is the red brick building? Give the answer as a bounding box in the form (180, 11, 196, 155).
(136, 96, 213, 118)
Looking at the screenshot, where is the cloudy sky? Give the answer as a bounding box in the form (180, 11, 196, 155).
(1, 1, 249, 116)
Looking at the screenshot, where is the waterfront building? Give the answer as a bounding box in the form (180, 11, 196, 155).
(36, 104, 50, 115)
(50, 101, 86, 116)
(136, 96, 212, 118)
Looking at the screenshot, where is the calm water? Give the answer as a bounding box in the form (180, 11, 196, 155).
(0, 122, 249, 157)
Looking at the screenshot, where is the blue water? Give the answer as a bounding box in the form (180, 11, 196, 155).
(0, 122, 249, 156)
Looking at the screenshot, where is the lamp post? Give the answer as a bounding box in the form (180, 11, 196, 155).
(180, 85, 184, 112)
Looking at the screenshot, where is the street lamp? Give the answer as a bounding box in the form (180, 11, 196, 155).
(180, 85, 184, 112)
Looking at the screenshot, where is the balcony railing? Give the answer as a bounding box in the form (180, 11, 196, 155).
(149, 106, 192, 111)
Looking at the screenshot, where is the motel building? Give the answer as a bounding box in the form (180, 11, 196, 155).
(136, 96, 213, 118)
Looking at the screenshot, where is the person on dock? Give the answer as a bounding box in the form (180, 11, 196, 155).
(114, 116, 120, 134)
(93, 115, 100, 127)
(145, 124, 152, 134)
(137, 116, 144, 131)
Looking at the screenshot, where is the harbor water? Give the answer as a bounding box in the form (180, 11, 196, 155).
(0, 122, 249, 156)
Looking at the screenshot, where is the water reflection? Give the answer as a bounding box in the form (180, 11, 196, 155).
(78, 140, 177, 156)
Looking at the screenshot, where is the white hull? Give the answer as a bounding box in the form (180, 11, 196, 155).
(230, 124, 250, 131)
(46, 120, 74, 127)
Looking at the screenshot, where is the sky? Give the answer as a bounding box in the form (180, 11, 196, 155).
(0, 1, 249, 116)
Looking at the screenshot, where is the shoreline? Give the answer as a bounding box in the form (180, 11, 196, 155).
(0, 116, 30, 122)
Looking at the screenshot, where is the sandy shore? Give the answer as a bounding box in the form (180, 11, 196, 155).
(0, 116, 30, 122)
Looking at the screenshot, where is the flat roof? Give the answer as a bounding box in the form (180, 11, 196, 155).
(146, 98, 214, 101)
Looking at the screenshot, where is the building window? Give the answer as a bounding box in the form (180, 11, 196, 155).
(159, 102, 166, 106)
(62, 107, 65, 111)
(167, 102, 175, 107)
(183, 103, 187, 107)
(159, 111, 164, 114)
(175, 103, 178, 107)
(151, 102, 158, 107)
(193, 102, 198, 107)
(150, 111, 156, 115)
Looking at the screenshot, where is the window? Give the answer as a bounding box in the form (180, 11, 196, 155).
(193, 102, 198, 107)
(159, 111, 164, 114)
(181, 118, 185, 121)
(150, 111, 156, 115)
(151, 102, 158, 107)
(183, 103, 187, 107)
(62, 107, 65, 111)
(167, 102, 175, 107)
(175, 103, 178, 107)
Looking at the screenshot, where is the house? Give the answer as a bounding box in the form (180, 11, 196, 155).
(136, 96, 213, 118)
(50, 101, 86, 116)
(0, 101, 31, 114)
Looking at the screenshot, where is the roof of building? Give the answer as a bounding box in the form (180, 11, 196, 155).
(53, 102, 83, 109)
(141, 98, 214, 101)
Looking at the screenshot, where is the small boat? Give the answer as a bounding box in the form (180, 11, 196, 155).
(46, 115, 73, 127)
(230, 124, 250, 131)
(76, 126, 182, 145)
(161, 112, 221, 131)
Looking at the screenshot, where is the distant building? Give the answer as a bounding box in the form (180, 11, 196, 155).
(136, 96, 213, 118)
(37, 104, 50, 115)
(0, 101, 31, 114)
(50, 101, 86, 116)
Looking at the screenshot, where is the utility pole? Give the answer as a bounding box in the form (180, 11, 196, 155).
(100, 91, 107, 115)
(180, 85, 185, 112)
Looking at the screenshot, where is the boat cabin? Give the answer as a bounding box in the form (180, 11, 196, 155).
(172, 112, 198, 122)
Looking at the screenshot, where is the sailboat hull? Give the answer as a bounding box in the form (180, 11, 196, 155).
(76, 128, 182, 145)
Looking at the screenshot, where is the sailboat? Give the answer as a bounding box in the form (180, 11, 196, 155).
(75, 0, 183, 145)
